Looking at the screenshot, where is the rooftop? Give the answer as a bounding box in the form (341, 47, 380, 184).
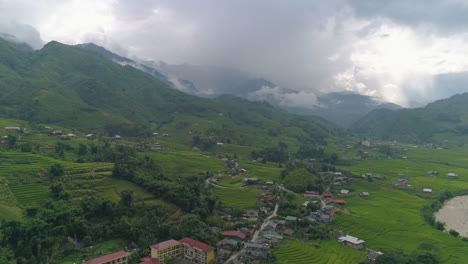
(150, 239, 180, 250)
(84, 251, 129, 264)
(339, 235, 365, 244)
(223, 231, 246, 240)
(179, 237, 214, 252)
(139, 256, 161, 264)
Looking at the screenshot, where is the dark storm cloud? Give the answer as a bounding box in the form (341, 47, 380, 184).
(109, 0, 354, 91)
(3, 0, 468, 106)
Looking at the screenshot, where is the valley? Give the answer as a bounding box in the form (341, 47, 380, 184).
(1, 36, 468, 264)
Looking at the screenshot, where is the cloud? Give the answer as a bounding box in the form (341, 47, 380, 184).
(2, 0, 468, 107)
(249, 85, 319, 108)
(0, 21, 44, 49)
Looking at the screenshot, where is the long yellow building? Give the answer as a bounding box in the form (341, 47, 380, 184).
(139, 237, 215, 264)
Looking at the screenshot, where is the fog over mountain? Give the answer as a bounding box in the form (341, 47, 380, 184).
(3, 0, 468, 107)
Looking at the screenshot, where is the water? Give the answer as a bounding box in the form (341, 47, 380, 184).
(435, 195, 468, 237)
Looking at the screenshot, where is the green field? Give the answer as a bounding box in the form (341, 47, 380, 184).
(332, 145, 468, 263)
(142, 151, 226, 177)
(214, 186, 260, 210)
(273, 239, 366, 264)
(10, 183, 51, 207)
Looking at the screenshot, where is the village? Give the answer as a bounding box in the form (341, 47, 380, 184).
(82, 155, 387, 264)
(0, 126, 462, 264)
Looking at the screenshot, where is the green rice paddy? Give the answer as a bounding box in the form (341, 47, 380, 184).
(273, 239, 366, 264)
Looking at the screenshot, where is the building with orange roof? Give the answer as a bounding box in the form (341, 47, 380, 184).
(150, 239, 182, 262)
(84, 251, 129, 264)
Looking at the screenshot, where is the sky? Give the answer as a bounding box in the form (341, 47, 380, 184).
(2, 0, 468, 107)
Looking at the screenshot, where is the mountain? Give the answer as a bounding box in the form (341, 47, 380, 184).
(0, 37, 336, 146)
(151, 62, 402, 126)
(351, 93, 468, 144)
(285, 92, 403, 128)
(73, 44, 401, 127)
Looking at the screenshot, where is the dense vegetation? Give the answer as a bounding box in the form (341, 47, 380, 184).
(351, 92, 468, 144)
(0, 38, 335, 148)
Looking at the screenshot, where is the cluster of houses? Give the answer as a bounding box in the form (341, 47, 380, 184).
(84, 237, 215, 264)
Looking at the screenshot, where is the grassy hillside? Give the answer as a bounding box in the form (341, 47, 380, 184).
(334, 143, 468, 263)
(0, 37, 336, 150)
(351, 93, 468, 144)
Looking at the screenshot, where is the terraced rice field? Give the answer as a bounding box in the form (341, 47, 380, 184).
(0, 184, 18, 206)
(214, 186, 259, 210)
(334, 146, 468, 263)
(142, 151, 226, 177)
(273, 239, 366, 264)
(10, 183, 51, 206)
(0, 152, 112, 181)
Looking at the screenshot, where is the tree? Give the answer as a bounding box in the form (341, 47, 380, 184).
(435, 221, 445, 231)
(120, 190, 134, 206)
(449, 229, 460, 237)
(78, 144, 87, 155)
(49, 164, 65, 177)
(50, 184, 69, 200)
(6, 135, 16, 148)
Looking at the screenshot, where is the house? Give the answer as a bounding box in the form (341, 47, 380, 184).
(51, 130, 64, 136)
(332, 230, 347, 238)
(324, 197, 334, 204)
(245, 210, 259, 222)
(334, 200, 347, 205)
(260, 231, 283, 240)
(242, 177, 258, 183)
(285, 216, 297, 221)
(179, 237, 215, 264)
(367, 249, 384, 263)
(86, 134, 95, 140)
(244, 242, 271, 259)
(84, 251, 129, 264)
(142, 238, 215, 264)
(447, 173, 458, 178)
(319, 214, 333, 223)
(149, 239, 182, 262)
(323, 192, 333, 198)
(302, 201, 310, 207)
(359, 192, 369, 197)
(265, 181, 274, 187)
(305, 191, 319, 195)
(423, 188, 433, 193)
(223, 231, 246, 242)
(263, 221, 278, 232)
(0, 126, 21, 131)
(340, 189, 350, 195)
(261, 194, 275, 204)
(426, 171, 439, 176)
(61, 133, 76, 140)
(114, 135, 122, 140)
(239, 168, 247, 173)
(338, 235, 365, 249)
(361, 141, 371, 147)
(282, 229, 295, 236)
(139, 256, 161, 264)
(395, 181, 408, 188)
(372, 175, 385, 180)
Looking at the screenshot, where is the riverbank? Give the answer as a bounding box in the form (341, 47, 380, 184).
(435, 195, 468, 237)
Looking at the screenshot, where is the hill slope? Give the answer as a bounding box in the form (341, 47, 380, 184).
(0, 37, 335, 146)
(351, 93, 468, 144)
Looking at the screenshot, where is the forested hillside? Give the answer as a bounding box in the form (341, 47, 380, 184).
(351, 93, 468, 145)
(0, 38, 336, 147)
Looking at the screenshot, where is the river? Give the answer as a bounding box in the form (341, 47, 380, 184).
(435, 195, 468, 237)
